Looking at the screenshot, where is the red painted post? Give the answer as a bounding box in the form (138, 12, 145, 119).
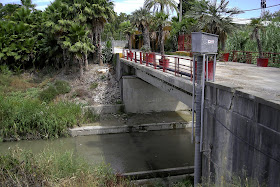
(153, 53, 156, 69)
(163, 56, 166, 72)
(135, 52, 137, 63)
(126, 50, 128, 60)
(146, 53, 148, 66)
(140, 52, 142, 64)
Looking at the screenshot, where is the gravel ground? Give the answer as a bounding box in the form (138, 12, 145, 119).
(55, 64, 121, 106)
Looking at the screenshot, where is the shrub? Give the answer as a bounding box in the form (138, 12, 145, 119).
(38, 85, 58, 102)
(0, 95, 84, 140)
(90, 82, 98, 90)
(38, 80, 71, 102)
(54, 80, 71, 94)
(0, 148, 131, 186)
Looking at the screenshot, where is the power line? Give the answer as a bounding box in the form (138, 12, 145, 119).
(241, 3, 280, 12)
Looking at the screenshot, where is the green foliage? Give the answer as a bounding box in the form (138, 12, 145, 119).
(0, 148, 131, 186)
(102, 40, 113, 63)
(0, 94, 84, 140)
(90, 82, 98, 90)
(54, 80, 71, 94)
(83, 109, 100, 123)
(38, 80, 71, 103)
(38, 85, 59, 102)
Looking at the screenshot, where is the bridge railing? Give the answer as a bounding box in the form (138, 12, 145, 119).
(225, 50, 280, 64)
(122, 49, 195, 81)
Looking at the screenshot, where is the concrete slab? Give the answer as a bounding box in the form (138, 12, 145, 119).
(215, 62, 280, 104)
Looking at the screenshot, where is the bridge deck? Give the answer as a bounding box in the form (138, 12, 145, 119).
(117, 48, 280, 104)
(215, 62, 280, 104)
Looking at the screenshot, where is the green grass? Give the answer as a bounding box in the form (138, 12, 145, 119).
(0, 95, 84, 140)
(0, 71, 97, 141)
(39, 80, 71, 103)
(90, 82, 99, 90)
(0, 147, 132, 187)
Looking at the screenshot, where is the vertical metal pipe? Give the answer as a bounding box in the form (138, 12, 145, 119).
(213, 54, 216, 81)
(135, 52, 137, 63)
(194, 55, 203, 186)
(206, 56, 209, 81)
(140, 52, 142, 64)
(191, 55, 196, 143)
(200, 54, 205, 152)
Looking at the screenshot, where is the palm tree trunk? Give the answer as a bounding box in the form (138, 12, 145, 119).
(143, 27, 151, 51)
(159, 26, 164, 56)
(256, 30, 263, 58)
(98, 30, 103, 66)
(78, 57, 84, 79)
(128, 33, 132, 51)
(84, 53, 89, 71)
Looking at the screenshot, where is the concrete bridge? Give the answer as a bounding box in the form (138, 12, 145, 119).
(116, 51, 280, 186)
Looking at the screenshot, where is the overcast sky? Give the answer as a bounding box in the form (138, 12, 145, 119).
(1, 0, 280, 19)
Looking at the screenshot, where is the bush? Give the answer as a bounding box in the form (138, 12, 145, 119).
(0, 95, 83, 140)
(38, 85, 58, 102)
(0, 148, 131, 186)
(39, 80, 71, 102)
(54, 80, 71, 94)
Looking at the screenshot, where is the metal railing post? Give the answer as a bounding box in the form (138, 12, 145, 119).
(140, 52, 142, 64)
(146, 53, 148, 66)
(135, 52, 137, 63)
(126, 50, 128, 60)
(153, 53, 156, 69)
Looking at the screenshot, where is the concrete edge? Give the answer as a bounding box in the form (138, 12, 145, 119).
(121, 166, 194, 180)
(69, 122, 193, 137)
(206, 81, 280, 110)
(83, 104, 125, 115)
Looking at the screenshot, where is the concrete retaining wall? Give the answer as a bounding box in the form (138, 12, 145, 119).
(84, 104, 124, 114)
(122, 76, 189, 113)
(202, 82, 280, 186)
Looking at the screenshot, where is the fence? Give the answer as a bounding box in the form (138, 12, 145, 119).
(227, 50, 280, 64)
(122, 49, 217, 82)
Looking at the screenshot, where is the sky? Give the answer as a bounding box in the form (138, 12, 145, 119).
(1, 0, 280, 19)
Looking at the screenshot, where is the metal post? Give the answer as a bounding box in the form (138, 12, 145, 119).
(130, 50, 132, 61)
(194, 55, 203, 186)
(200, 54, 205, 152)
(191, 55, 196, 143)
(206, 56, 209, 81)
(126, 50, 128, 60)
(135, 52, 137, 63)
(213, 54, 216, 81)
(140, 52, 142, 64)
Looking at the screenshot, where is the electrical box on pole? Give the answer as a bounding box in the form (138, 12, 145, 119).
(191, 31, 218, 186)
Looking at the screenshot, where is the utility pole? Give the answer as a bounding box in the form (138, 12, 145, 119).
(179, 0, 182, 22)
(261, 0, 266, 19)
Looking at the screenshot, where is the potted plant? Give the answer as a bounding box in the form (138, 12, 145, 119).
(251, 18, 269, 67)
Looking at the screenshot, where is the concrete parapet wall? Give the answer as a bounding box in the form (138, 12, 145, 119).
(122, 76, 189, 113)
(202, 81, 280, 186)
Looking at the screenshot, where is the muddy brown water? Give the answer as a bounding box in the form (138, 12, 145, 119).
(0, 112, 195, 173)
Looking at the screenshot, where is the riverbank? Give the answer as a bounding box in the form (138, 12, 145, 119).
(0, 147, 131, 186)
(0, 64, 118, 141)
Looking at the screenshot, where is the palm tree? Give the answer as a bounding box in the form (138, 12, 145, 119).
(153, 12, 170, 56)
(144, 0, 178, 14)
(188, 0, 242, 51)
(250, 18, 264, 59)
(120, 21, 135, 51)
(131, 8, 152, 51)
(90, 0, 114, 66)
(144, 0, 178, 56)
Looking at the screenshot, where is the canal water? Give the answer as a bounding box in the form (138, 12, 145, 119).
(0, 112, 195, 173)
